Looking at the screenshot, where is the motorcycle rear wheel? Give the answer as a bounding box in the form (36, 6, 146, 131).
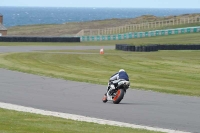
(113, 89, 124, 104)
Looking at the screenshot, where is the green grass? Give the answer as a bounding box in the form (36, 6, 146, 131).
(0, 32, 200, 46)
(0, 108, 161, 133)
(0, 50, 200, 96)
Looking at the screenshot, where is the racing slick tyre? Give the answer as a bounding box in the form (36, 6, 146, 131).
(113, 89, 124, 104)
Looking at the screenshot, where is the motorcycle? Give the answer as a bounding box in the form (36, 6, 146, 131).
(102, 80, 130, 104)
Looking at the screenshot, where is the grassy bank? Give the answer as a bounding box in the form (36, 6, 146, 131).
(0, 50, 200, 96)
(0, 32, 200, 46)
(0, 108, 161, 133)
(7, 14, 200, 36)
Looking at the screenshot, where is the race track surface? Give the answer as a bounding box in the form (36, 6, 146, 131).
(0, 46, 200, 133)
(0, 46, 114, 53)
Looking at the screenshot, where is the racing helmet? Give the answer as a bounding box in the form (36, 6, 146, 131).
(119, 69, 125, 72)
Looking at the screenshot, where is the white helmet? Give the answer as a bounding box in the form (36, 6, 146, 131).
(119, 69, 125, 72)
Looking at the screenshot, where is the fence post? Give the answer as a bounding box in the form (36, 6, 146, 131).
(155, 22, 156, 28)
(131, 24, 133, 31)
(90, 30, 92, 36)
(129, 25, 130, 32)
(132, 24, 134, 31)
(111, 28, 113, 35)
(83, 30, 85, 36)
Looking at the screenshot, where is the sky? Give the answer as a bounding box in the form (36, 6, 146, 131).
(0, 0, 200, 8)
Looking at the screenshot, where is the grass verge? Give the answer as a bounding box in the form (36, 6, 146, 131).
(0, 108, 162, 133)
(0, 50, 200, 96)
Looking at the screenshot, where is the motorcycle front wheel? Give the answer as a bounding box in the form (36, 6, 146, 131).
(113, 89, 124, 104)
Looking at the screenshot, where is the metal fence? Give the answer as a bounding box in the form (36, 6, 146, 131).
(81, 26, 200, 41)
(77, 17, 200, 36)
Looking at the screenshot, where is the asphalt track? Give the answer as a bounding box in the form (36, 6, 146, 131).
(0, 46, 200, 133)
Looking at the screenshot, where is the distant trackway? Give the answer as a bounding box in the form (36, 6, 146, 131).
(0, 46, 200, 133)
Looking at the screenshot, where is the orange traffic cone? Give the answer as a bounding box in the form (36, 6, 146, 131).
(100, 48, 104, 54)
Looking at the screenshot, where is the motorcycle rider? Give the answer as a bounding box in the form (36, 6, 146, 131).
(103, 69, 130, 101)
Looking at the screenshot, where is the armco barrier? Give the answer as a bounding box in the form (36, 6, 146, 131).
(116, 44, 200, 52)
(0, 36, 80, 42)
(81, 26, 200, 41)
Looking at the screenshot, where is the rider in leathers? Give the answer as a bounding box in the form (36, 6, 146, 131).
(103, 69, 129, 100)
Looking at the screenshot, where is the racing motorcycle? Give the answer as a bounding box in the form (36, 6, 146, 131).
(102, 80, 130, 104)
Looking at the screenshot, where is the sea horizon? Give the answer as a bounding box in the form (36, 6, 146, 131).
(0, 6, 200, 27)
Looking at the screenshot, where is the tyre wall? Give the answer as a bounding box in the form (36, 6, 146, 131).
(116, 44, 200, 52)
(0, 36, 80, 42)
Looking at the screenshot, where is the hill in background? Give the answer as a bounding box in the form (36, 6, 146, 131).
(7, 13, 200, 36)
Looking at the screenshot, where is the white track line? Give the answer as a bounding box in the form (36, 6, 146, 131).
(0, 102, 190, 133)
